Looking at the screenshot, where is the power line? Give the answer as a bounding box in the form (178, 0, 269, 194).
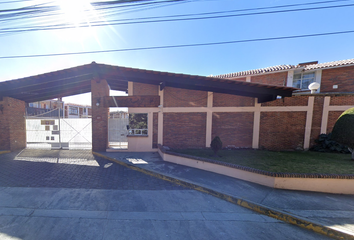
(0, 0, 35, 4)
(1, 1, 353, 34)
(1, 29, 353, 59)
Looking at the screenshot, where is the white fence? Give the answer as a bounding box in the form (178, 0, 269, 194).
(26, 118, 92, 149)
(108, 118, 129, 149)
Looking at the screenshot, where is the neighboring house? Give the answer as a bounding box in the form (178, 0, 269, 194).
(27, 100, 91, 118)
(27, 100, 64, 118)
(64, 103, 92, 118)
(109, 111, 128, 119)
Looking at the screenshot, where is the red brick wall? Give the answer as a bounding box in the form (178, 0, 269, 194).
(0, 97, 26, 151)
(251, 72, 288, 86)
(259, 112, 306, 151)
(321, 66, 354, 92)
(329, 95, 354, 105)
(212, 112, 253, 148)
(163, 112, 206, 148)
(310, 96, 324, 145)
(213, 93, 254, 107)
(326, 96, 354, 133)
(91, 79, 110, 151)
(327, 111, 342, 133)
(0, 100, 10, 150)
(130, 81, 354, 151)
(153, 112, 158, 148)
(228, 77, 247, 82)
(133, 83, 158, 95)
(164, 87, 207, 107)
(261, 96, 308, 106)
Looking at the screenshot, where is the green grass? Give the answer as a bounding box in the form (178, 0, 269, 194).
(171, 149, 354, 175)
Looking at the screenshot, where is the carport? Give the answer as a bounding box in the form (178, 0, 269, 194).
(0, 62, 296, 151)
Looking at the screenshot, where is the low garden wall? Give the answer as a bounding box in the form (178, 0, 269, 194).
(158, 145, 354, 194)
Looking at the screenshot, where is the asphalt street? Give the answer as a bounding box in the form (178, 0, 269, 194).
(0, 150, 331, 240)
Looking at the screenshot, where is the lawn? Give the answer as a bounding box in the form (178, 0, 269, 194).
(171, 148, 354, 175)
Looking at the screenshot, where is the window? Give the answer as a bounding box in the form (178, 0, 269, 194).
(69, 106, 78, 115)
(128, 113, 148, 135)
(293, 72, 315, 90)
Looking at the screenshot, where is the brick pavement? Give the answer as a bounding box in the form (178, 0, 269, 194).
(0, 149, 187, 190)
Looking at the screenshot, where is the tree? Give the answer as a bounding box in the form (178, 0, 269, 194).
(128, 113, 148, 135)
(331, 107, 354, 160)
(129, 113, 147, 129)
(210, 136, 222, 157)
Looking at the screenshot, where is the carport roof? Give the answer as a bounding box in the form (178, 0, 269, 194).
(0, 62, 297, 103)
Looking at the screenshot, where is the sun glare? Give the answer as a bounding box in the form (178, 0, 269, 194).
(55, 0, 101, 42)
(57, 0, 94, 26)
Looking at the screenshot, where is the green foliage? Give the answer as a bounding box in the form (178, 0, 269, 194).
(129, 113, 147, 129)
(331, 107, 354, 149)
(310, 133, 350, 153)
(171, 148, 354, 174)
(210, 136, 222, 156)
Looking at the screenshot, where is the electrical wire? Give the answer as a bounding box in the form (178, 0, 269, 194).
(1, 29, 354, 59)
(0, 1, 353, 34)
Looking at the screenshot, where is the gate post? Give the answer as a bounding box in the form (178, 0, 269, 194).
(0, 97, 26, 151)
(91, 79, 109, 152)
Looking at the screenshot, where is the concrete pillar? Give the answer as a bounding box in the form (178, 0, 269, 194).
(91, 79, 109, 152)
(0, 97, 26, 151)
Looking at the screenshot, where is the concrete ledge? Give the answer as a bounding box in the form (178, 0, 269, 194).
(158, 145, 354, 195)
(0, 150, 10, 155)
(93, 151, 354, 240)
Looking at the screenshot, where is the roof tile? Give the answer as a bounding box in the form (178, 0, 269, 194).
(216, 58, 354, 78)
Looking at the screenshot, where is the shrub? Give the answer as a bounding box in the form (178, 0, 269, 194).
(210, 136, 222, 157)
(331, 107, 354, 159)
(310, 133, 350, 153)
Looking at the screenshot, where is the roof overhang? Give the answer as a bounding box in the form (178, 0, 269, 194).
(0, 62, 297, 103)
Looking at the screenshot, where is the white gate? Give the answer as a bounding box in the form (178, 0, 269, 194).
(26, 109, 92, 150)
(108, 114, 129, 149)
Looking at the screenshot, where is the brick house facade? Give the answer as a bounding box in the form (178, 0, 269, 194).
(127, 58, 354, 151)
(1, 59, 354, 152)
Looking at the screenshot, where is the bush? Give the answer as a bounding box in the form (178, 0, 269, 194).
(331, 107, 354, 149)
(310, 133, 350, 153)
(210, 136, 222, 157)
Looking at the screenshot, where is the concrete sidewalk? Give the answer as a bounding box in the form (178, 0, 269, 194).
(96, 151, 354, 240)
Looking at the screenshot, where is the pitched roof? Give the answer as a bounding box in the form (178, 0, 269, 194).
(216, 65, 296, 78)
(304, 58, 354, 70)
(216, 58, 354, 78)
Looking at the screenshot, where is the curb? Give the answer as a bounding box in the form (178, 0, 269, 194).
(93, 151, 354, 240)
(0, 151, 10, 155)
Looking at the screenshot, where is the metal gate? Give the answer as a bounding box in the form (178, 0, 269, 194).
(26, 109, 92, 150)
(108, 113, 129, 149)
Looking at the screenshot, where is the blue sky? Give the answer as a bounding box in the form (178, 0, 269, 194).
(1, 0, 354, 105)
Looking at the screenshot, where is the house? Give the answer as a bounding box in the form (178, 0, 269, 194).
(64, 103, 92, 118)
(215, 58, 354, 94)
(1, 60, 353, 152)
(122, 58, 354, 151)
(26, 100, 91, 118)
(26, 100, 64, 118)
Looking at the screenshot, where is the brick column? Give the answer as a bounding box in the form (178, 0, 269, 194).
(0, 97, 26, 151)
(91, 79, 109, 152)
